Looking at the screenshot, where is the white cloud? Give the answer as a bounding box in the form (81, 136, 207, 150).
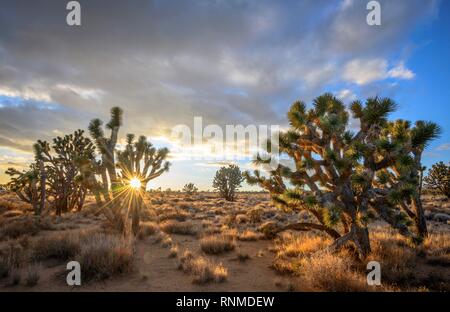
(436, 143, 450, 151)
(55, 84, 106, 101)
(343, 58, 415, 85)
(0, 85, 52, 102)
(387, 62, 415, 80)
(336, 89, 357, 103)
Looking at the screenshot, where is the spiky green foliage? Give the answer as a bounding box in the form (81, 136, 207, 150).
(34, 130, 97, 215)
(183, 183, 198, 195)
(424, 162, 450, 198)
(213, 164, 243, 201)
(245, 94, 440, 257)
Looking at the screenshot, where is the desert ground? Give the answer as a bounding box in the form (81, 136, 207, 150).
(0, 191, 449, 292)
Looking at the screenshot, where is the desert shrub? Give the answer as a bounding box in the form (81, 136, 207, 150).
(31, 235, 80, 262)
(138, 222, 159, 239)
(212, 165, 243, 201)
(77, 233, 134, 281)
(247, 208, 264, 223)
(200, 234, 236, 254)
(177, 250, 227, 284)
(160, 220, 196, 235)
(238, 230, 261, 241)
(235, 214, 250, 224)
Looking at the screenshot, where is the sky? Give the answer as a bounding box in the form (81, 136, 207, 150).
(0, 0, 449, 190)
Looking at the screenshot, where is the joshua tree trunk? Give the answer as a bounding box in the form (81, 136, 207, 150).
(412, 196, 428, 238)
(330, 223, 371, 259)
(38, 160, 46, 215)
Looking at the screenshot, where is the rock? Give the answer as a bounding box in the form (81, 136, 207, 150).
(433, 213, 450, 223)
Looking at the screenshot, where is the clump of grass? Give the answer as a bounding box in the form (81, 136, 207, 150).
(160, 220, 197, 235)
(200, 234, 236, 255)
(30, 235, 80, 262)
(25, 264, 41, 287)
(77, 233, 134, 281)
(177, 250, 228, 284)
(296, 251, 373, 292)
(274, 234, 332, 258)
(0, 244, 24, 278)
(158, 209, 189, 222)
(423, 233, 450, 266)
(169, 245, 179, 258)
(138, 222, 159, 239)
(238, 230, 261, 241)
(6, 269, 21, 286)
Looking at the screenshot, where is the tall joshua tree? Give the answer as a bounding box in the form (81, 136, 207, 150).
(116, 134, 170, 235)
(88, 107, 123, 200)
(245, 94, 440, 258)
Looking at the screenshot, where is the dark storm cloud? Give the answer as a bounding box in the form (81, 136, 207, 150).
(0, 0, 440, 152)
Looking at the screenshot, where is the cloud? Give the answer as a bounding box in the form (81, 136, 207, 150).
(0, 0, 440, 185)
(436, 143, 450, 151)
(343, 58, 415, 85)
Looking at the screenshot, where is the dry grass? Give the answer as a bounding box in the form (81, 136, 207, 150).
(77, 233, 134, 281)
(177, 250, 228, 284)
(237, 230, 261, 241)
(273, 233, 332, 258)
(296, 251, 375, 292)
(138, 222, 159, 239)
(423, 233, 450, 266)
(31, 235, 80, 262)
(160, 220, 197, 235)
(0, 244, 24, 278)
(200, 234, 236, 255)
(0, 218, 47, 239)
(24, 264, 41, 287)
(368, 231, 417, 285)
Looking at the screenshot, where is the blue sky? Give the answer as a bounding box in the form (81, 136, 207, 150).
(0, 0, 449, 189)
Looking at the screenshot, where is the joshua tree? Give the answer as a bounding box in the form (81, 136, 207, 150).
(5, 163, 45, 215)
(34, 130, 97, 215)
(88, 107, 123, 200)
(183, 183, 198, 195)
(213, 164, 243, 201)
(244, 94, 440, 257)
(424, 162, 450, 199)
(116, 134, 170, 235)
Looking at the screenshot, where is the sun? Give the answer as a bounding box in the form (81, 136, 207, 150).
(129, 177, 142, 190)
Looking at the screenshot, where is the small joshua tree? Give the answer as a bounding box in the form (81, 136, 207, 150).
(424, 162, 450, 199)
(6, 163, 45, 215)
(244, 94, 440, 257)
(34, 130, 97, 215)
(213, 165, 243, 201)
(116, 134, 170, 235)
(182, 183, 198, 195)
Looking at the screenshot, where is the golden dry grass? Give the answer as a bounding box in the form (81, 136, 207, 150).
(177, 250, 228, 284)
(200, 234, 236, 255)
